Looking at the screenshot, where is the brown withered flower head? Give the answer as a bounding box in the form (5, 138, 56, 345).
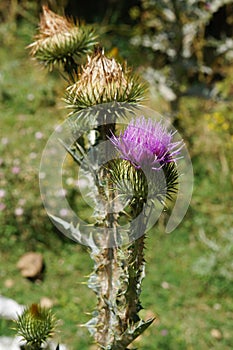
(65, 48, 146, 111)
(35, 5, 73, 39)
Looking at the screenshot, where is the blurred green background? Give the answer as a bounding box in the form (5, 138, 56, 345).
(0, 1, 233, 349)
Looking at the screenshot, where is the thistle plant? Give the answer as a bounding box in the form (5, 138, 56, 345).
(29, 5, 188, 349)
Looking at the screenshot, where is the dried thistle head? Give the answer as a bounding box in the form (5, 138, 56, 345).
(16, 303, 56, 347)
(28, 6, 98, 72)
(36, 5, 73, 39)
(65, 48, 146, 111)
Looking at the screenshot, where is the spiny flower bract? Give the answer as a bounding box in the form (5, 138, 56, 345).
(16, 303, 56, 346)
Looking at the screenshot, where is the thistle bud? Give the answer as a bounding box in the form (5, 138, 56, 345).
(28, 6, 97, 72)
(65, 49, 146, 111)
(16, 303, 56, 347)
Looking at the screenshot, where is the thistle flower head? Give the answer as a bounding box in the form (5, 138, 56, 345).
(65, 48, 146, 111)
(16, 303, 56, 346)
(28, 6, 97, 71)
(107, 117, 182, 206)
(110, 116, 182, 170)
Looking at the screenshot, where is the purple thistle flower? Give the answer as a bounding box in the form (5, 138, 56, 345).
(110, 117, 182, 170)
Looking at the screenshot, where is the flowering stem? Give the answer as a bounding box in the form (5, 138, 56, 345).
(63, 57, 79, 83)
(92, 247, 121, 346)
(88, 187, 151, 349)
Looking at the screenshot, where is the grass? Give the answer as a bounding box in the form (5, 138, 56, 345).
(0, 17, 233, 350)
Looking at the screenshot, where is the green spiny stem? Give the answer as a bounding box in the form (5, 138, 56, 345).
(87, 121, 124, 347)
(124, 202, 147, 328)
(94, 179, 122, 346)
(63, 56, 79, 83)
(90, 197, 149, 349)
(93, 247, 120, 346)
(124, 234, 146, 326)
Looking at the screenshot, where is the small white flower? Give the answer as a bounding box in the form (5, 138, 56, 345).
(35, 131, 43, 139)
(0, 189, 6, 198)
(15, 207, 24, 216)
